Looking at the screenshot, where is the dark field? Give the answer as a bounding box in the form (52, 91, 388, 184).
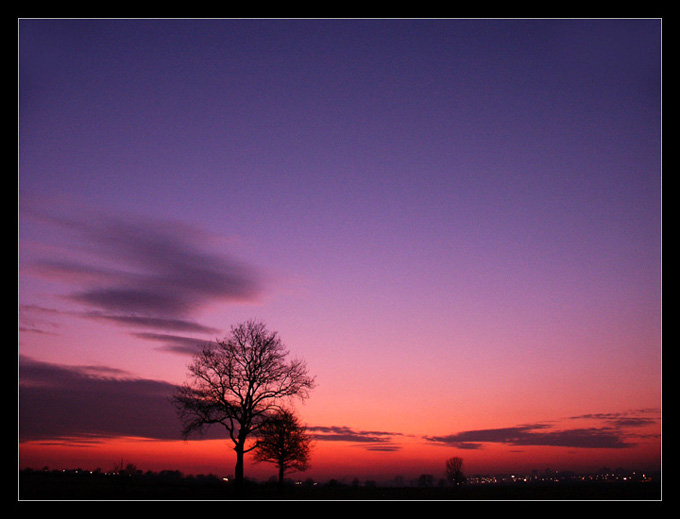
(18, 469, 661, 501)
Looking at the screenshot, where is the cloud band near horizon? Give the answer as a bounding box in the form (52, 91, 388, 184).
(425, 410, 660, 450)
(19, 356, 659, 453)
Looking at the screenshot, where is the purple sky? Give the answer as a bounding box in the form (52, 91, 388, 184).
(19, 19, 661, 478)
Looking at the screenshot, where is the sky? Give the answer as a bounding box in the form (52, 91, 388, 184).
(18, 18, 662, 483)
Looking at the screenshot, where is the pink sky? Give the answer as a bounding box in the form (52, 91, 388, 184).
(19, 19, 661, 483)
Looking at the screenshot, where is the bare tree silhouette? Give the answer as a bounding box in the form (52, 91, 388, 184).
(253, 408, 312, 491)
(172, 320, 315, 494)
(445, 456, 466, 487)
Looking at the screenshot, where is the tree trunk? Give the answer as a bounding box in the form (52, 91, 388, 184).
(278, 465, 285, 492)
(234, 442, 245, 495)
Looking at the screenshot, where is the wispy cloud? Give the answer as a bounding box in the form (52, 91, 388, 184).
(84, 311, 220, 335)
(18, 305, 63, 337)
(567, 411, 660, 429)
(21, 205, 264, 338)
(308, 425, 405, 451)
(131, 332, 217, 356)
(425, 411, 660, 450)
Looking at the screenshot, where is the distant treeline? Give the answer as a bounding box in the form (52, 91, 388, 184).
(18, 467, 661, 501)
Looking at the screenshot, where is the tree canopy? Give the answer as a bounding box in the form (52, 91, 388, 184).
(172, 320, 315, 492)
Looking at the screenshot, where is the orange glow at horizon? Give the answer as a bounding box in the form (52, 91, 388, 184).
(19, 428, 661, 483)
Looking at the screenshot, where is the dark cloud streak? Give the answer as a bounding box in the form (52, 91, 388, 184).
(308, 425, 404, 450)
(19, 356, 185, 442)
(424, 411, 660, 450)
(22, 210, 264, 336)
(68, 215, 261, 316)
(132, 332, 215, 356)
(84, 311, 220, 334)
(568, 412, 659, 429)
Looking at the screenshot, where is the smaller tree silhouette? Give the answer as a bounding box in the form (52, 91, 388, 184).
(445, 456, 466, 487)
(253, 408, 312, 490)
